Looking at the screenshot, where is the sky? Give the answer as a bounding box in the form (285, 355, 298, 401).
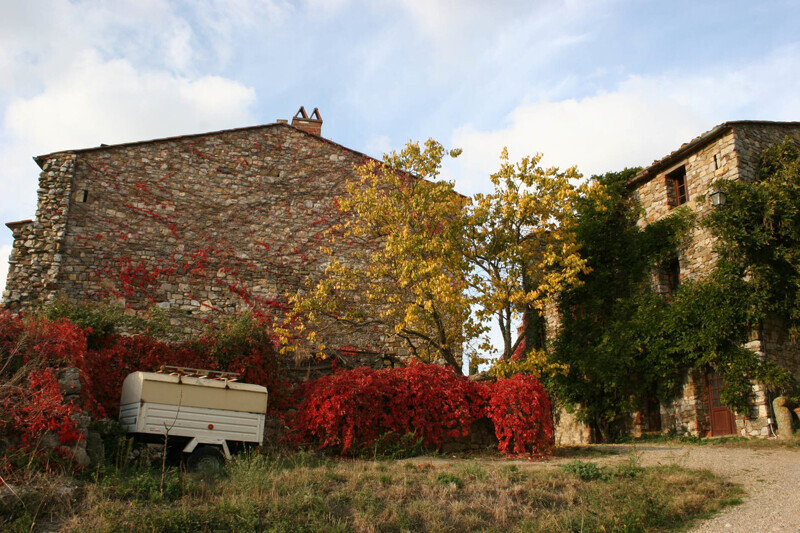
(1, 0, 799, 311)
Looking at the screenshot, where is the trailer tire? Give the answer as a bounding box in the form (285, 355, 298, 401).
(187, 445, 225, 473)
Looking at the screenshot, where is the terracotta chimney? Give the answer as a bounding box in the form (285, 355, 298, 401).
(290, 106, 323, 136)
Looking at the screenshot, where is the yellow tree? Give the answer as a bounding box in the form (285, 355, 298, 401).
(290, 139, 479, 370)
(466, 149, 589, 363)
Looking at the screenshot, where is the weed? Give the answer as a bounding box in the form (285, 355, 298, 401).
(435, 472, 464, 489)
(614, 449, 645, 478)
(560, 460, 610, 481)
(456, 461, 488, 481)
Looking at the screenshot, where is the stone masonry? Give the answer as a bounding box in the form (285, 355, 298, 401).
(3, 110, 427, 367)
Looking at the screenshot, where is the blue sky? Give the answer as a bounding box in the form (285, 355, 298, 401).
(2, 0, 799, 303)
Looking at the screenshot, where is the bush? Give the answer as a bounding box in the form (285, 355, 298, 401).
(485, 373, 554, 455)
(290, 364, 485, 455)
(0, 311, 87, 477)
(290, 363, 554, 457)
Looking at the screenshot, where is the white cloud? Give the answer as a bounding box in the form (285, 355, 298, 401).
(448, 44, 800, 195)
(0, 52, 256, 222)
(1, 26, 258, 240)
(449, 91, 705, 193)
(0, 245, 11, 298)
(5, 52, 256, 151)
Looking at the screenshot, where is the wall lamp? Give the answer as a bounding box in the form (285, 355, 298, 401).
(710, 189, 727, 208)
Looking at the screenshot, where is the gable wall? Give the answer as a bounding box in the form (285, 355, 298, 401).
(3, 125, 408, 365)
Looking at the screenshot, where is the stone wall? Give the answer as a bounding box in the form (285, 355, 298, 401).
(4, 155, 77, 307)
(553, 406, 592, 445)
(2, 124, 420, 366)
(631, 129, 738, 284)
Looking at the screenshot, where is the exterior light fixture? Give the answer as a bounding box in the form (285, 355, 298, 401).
(710, 189, 727, 207)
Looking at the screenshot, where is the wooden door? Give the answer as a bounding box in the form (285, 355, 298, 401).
(707, 368, 737, 436)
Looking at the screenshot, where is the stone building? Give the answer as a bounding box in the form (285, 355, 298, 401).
(2, 107, 421, 367)
(629, 120, 800, 438)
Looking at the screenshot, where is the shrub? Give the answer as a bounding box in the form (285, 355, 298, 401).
(0, 368, 83, 476)
(291, 363, 554, 457)
(290, 363, 485, 455)
(485, 373, 554, 455)
(0, 311, 88, 476)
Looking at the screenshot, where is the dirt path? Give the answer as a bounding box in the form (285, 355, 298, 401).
(549, 444, 800, 532)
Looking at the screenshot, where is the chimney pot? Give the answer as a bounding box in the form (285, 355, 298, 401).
(291, 106, 323, 136)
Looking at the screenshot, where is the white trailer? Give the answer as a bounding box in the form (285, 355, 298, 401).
(119, 367, 268, 469)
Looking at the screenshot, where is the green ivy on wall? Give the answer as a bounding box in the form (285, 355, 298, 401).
(549, 138, 800, 440)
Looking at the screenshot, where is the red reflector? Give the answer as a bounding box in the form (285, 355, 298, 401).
(208, 424, 214, 430)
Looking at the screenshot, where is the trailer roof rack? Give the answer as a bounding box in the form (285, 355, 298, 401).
(156, 365, 241, 381)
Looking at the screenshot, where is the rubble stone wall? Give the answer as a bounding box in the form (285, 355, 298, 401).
(659, 368, 710, 437)
(4, 155, 77, 308)
(631, 130, 737, 283)
(3, 124, 419, 366)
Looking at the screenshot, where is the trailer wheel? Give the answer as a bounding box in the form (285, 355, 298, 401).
(187, 445, 225, 473)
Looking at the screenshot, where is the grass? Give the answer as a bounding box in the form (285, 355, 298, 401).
(1, 448, 743, 533)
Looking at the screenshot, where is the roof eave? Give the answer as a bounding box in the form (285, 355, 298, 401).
(627, 123, 733, 189)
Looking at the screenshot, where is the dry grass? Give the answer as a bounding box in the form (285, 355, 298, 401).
(2, 449, 742, 533)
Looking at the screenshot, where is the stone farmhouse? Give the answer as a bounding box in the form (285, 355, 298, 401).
(628, 121, 800, 438)
(4, 109, 799, 438)
(2, 107, 415, 367)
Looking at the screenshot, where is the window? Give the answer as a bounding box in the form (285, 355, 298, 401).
(666, 257, 680, 295)
(656, 256, 681, 296)
(666, 166, 688, 206)
(664, 257, 681, 296)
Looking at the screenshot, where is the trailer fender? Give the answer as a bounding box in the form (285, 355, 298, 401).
(182, 437, 231, 459)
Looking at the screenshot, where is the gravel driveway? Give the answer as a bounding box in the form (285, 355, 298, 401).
(558, 444, 800, 532)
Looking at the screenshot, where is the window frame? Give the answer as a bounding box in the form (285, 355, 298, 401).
(665, 166, 688, 207)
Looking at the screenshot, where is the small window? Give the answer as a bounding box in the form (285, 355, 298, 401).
(666, 166, 688, 206)
(665, 256, 680, 295)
